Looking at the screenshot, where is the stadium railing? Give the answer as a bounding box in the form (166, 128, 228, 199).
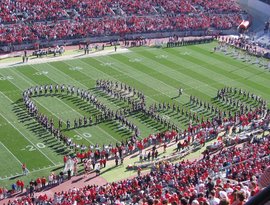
(0, 29, 237, 53)
(245, 184, 270, 205)
(259, 0, 270, 5)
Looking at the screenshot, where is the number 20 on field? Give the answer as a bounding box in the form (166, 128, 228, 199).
(21, 143, 46, 152)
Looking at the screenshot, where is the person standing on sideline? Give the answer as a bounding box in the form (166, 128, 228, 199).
(67, 169, 71, 180)
(22, 163, 28, 175)
(63, 155, 67, 166)
(179, 88, 183, 97)
(137, 166, 142, 177)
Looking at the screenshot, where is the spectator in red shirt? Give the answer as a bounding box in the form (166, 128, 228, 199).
(36, 177, 42, 191)
(231, 191, 246, 205)
(63, 155, 67, 165)
(41, 176, 46, 188)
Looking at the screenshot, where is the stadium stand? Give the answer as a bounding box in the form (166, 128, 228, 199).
(1, 134, 270, 204)
(0, 0, 246, 46)
(0, 106, 269, 204)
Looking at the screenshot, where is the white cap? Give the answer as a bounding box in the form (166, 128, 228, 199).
(192, 200, 200, 205)
(219, 191, 228, 199)
(226, 188, 234, 194)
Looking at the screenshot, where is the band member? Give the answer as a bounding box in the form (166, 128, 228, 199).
(179, 88, 183, 96)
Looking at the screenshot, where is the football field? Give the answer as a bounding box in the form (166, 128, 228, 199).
(0, 42, 269, 186)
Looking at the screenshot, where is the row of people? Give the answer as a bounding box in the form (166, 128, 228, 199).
(217, 36, 270, 60)
(217, 87, 267, 107)
(96, 79, 181, 131)
(96, 79, 145, 102)
(190, 95, 259, 118)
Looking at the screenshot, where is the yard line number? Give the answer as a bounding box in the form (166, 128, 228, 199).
(72, 132, 92, 140)
(33, 71, 48, 76)
(21, 143, 46, 152)
(0, 76, 14, 81)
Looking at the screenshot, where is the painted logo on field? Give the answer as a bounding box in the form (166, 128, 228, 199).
(129, 58, 143, 63)
(33, 71, 48, 76)
(69, 66, 83, 71)
(100, 62, 114, 67)
(180, 51, 191, 56)
(155, 55, 168, 59)
(0, 76, 14, 80)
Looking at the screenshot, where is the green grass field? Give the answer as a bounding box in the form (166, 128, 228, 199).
(0, 42, 269, 187)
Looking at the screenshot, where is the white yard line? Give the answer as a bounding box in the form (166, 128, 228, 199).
(67, 58, 181, 121)
(60, 60, 162, 135)
(0, 142, 23, 166)
(6, 65, 117, 145)
(0, 174, 21, 180)
(104, 55, 193, 99)
(54, 97, 120, 143)
(0, 93, 57, 166)
(63, 59, 173, 132)
(0, 142, 30, 178)
(28, 62, 120, 143)
(0, 163, 63, 180)
(74, 55, 187, 104)
(30, 163, 62, 174)
(4, 69, 96, 145)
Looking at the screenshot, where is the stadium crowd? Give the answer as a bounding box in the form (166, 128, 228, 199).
(0, 98, 269, 204)
(0, 0, 245, 45)
(0, 0, 243, 23)
(1, 133, 270, 205)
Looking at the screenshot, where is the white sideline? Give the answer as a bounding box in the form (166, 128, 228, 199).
(0, 142, 23, 166)
(5, 69, 96, 146)
(0, 163, 63, 180)
(27, 62, 121, 144)
(0, 142, 31, 178)
(0, 47, 130, 69)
